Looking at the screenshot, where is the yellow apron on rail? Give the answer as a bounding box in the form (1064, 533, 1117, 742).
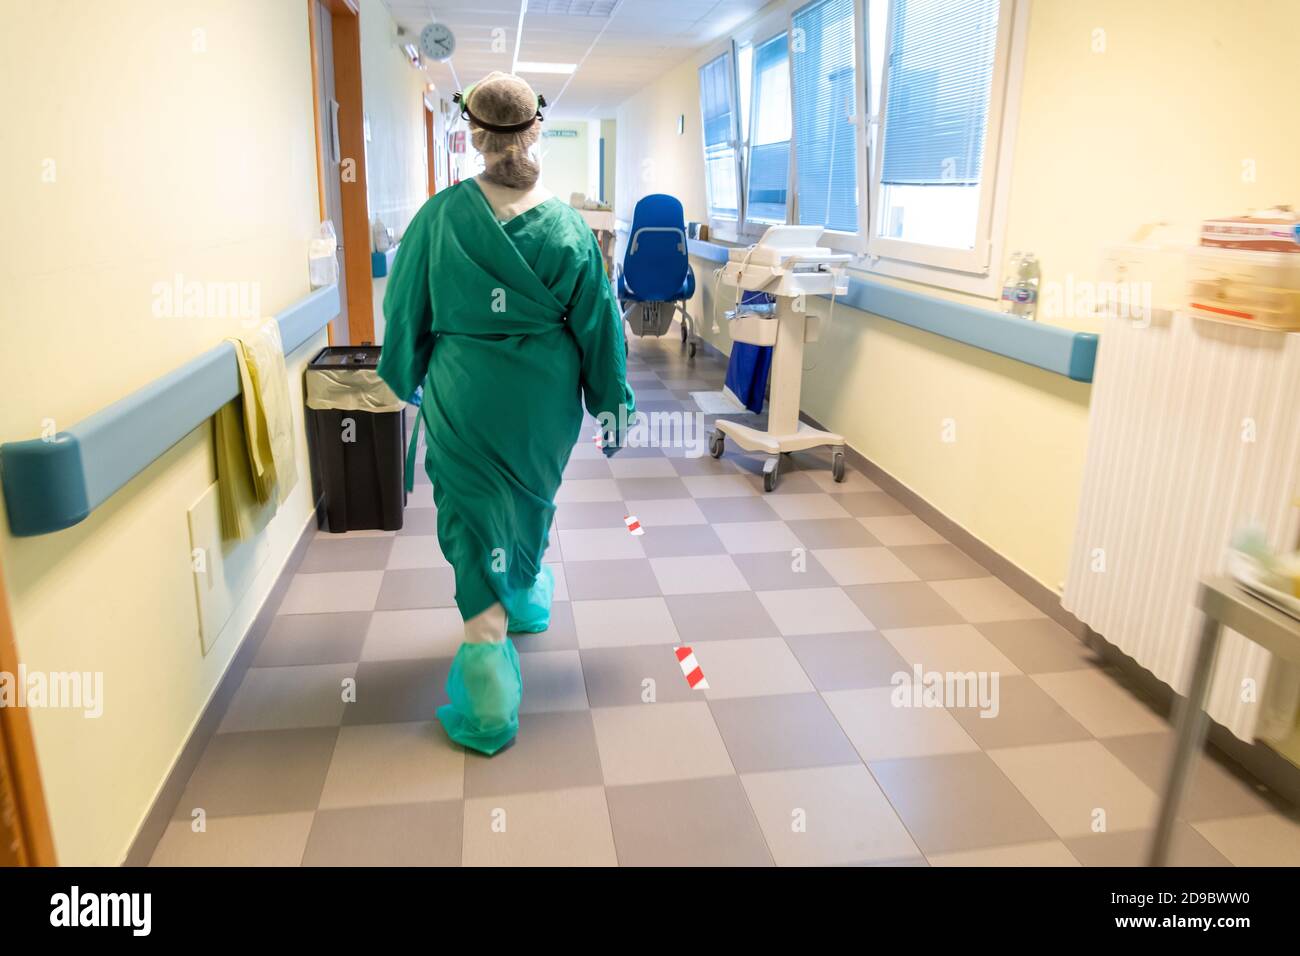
(213, 320, 297, 540)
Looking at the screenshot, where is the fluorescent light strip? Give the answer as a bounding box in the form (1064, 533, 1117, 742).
(515, 61, 577, 74)
(547, 0, 626, 111)
(511, 0, 528, 73)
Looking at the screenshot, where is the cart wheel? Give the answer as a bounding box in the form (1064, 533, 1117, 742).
(688, 341, 697, 358)
(762, 456, 780, 492)
(708, 430, 725, 459)
(832, 449, 846, 483)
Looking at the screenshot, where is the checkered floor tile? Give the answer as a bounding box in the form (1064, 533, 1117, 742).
(148, 332, 1300, 867)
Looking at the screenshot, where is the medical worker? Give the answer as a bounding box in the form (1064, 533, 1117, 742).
(378, 72, 634, 755)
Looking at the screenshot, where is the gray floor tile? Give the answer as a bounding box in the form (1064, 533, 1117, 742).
(784, 632, 910, 691)
(564, 559, 663, 599)
(616, 477, 692, 500)
(462, 786, 618, 866)
(621, 497, 708, 526)
(741, 765, 919, 866)
(891, 543, 989, 581)
(150, 812, 315, 867)
(976, 619, 1100, 673)
(563, 458, 614, 480)
(218, 663, 356, 734)
(709, 693, 859, 773)
(835, 492, 912, 517)
(253, 611, 371, 667)
(606, 776, 773, 866)
(592, 701, 734, 785)
(869, 751, 1056, 855)
(397, 508, 439, 535)
(299, 536, 395, 573)
(695, 496, 780, 523)
(843, 582, 965, 629)
(554, 501, 630, 530)
(785, 518, 880, 549)
(609, 456, 678, 478)
(302, 801, 462, 866)
(712, 520, 803, 554)
(1064, 825, 1231, 867)
(638, 523, 727, 558)
(173, 727, 339, 819)
(510, 601, 579, 651)
(1101, 732, 1278, 822)
(947, 674, 1091, 749)
(342, 658, 451, 725)
(278, 570, 383, 615)
(462, 710, 604, 797)
(375, 567, 458, 610)
(732, 550, 836, 590)
(319, 721, 464, 807)
(519, 649, 590, 714)
(669, 454, 742, 477)
(581, 644, 701, 707)
(665, 591, 781, 642)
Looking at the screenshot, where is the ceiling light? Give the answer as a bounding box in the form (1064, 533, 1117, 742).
(515, 61, 577, 75)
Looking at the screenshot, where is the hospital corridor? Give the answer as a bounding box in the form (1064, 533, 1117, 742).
(2, 0, 1300, 925)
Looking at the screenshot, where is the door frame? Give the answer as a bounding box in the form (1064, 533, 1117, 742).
(308, 0, 375, 345)
(0, 553, 57, 866)
(424, 97, 438, 198)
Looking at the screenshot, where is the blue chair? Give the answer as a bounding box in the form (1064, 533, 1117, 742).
(617, 194, 698, 356)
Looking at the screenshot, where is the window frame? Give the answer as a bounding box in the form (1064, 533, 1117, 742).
(738, 19, 795, 240)
(863, 0, 1028, 295)
(788, 0, 871, 253)
(698, 47, 745, 242)
(695, 0, 1028, 297)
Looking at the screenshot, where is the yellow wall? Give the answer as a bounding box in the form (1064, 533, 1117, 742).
(0, 0, 324, 865)
(357, 0, 433, 344)
(359, 0, 428, 239)
(616, 0, 1300, 592)
(540, 121, 593, 203)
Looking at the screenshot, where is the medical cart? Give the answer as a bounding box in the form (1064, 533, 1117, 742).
(708, 226, 851, 491)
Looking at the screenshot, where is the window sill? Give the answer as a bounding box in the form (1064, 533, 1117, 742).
(686, 238, 1097, 383)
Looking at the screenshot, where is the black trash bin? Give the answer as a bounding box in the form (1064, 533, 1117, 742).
(305, 346, 407, 532)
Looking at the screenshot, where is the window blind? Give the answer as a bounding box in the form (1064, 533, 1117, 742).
(791, 0, 859, 232)
(746, 32, 791, 224)
(879, 0, 999, 186)
(699, 51, 739, 219)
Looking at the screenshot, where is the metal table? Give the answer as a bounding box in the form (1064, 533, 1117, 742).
(1149, 576, 1300, 865)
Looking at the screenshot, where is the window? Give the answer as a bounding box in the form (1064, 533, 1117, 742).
(867, 0, 1013, 276)
(696, 0, 1023, 292)
(791, 0, 861, 236)
(744, 32, 792, 229)
(698, 51, 741, 229)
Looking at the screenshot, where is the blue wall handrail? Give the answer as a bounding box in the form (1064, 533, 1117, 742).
(687, 238, 1098, 383)
(1, 284, 340, 538)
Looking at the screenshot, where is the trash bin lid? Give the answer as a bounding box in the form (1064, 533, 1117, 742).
(310, 346, 383, 370)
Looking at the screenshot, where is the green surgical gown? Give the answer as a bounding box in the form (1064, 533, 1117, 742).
(378, 179, 635, 623)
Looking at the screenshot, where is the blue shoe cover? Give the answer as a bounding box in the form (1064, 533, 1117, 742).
(505, 565, 554, 634)
(436, 640, 521, 755)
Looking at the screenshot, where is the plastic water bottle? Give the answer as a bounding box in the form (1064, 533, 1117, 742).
(1001, 251, 1041, 320)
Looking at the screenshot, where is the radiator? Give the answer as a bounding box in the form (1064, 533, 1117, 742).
(1062, 312, 1300, 742)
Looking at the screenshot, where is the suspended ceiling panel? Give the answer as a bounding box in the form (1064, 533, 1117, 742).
(383, 0, 772, 117)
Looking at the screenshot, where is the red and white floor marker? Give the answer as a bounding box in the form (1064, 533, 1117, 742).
(674, 645, 709, 690)
(624, 514, 644, 535)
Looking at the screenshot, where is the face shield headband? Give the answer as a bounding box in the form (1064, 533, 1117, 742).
(453, 85, 547, 134)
